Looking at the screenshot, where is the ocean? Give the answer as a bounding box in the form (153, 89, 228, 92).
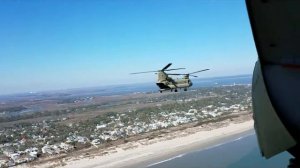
(148, 130, 292, 168)
(0, 74, 252, 101)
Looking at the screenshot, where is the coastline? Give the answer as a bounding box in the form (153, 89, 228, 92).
(30, 116, 254, 168)
(143, 127, 255, 168)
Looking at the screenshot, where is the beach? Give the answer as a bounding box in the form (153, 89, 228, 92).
(30, 115, 253, 168)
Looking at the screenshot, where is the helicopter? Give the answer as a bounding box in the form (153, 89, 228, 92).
(130, 63, 209, 93)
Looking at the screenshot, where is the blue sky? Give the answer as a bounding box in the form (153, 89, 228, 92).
(0, 0, 257, 95)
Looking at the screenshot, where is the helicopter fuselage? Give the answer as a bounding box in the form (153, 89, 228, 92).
(130, 63, 208, 93)
(156, 71, 192, 92)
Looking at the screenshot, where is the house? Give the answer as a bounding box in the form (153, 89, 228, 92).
(51, 145, 61, 154)
(77, 136, 89, 144)
(96, 124, 107, 130)
(42, 145, 55, 155)
(10, 153, 20, 161)
(59, 142, 73, 151)
(91, 139, 101, 146)
(25, 147, 39, 158)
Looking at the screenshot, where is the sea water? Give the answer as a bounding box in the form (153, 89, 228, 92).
(148, 130, 292, 168)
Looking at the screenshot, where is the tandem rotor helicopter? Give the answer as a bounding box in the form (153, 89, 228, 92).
(131, 63, 209, 93)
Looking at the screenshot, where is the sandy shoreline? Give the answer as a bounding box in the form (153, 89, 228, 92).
(32, 118, 254, 168)
(18, 115, 254, 168)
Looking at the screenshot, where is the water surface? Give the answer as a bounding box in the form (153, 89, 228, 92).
(149, 131, 291, 168)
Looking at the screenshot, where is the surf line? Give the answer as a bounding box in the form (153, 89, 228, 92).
(147, 154, 185, 167)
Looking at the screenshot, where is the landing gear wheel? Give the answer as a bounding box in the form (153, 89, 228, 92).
(175, 89, 178, 92)
(184, 88, 187, 91)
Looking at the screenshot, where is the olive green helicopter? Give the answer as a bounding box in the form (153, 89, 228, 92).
(130, 63, 209, 93)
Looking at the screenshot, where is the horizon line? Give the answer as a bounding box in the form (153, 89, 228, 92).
(0, 74, 252, 97)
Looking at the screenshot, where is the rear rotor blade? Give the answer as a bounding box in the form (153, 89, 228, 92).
(162, 63, 172, 71)
(189, 69, 210, 74)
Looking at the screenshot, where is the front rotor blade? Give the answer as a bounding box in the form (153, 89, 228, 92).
(130, 70, 158, 74)
(164, 68, 186, 71)
(190, 75, 198, 77)
(162, 63, 172, 71)
(189, 69, 209, 74)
